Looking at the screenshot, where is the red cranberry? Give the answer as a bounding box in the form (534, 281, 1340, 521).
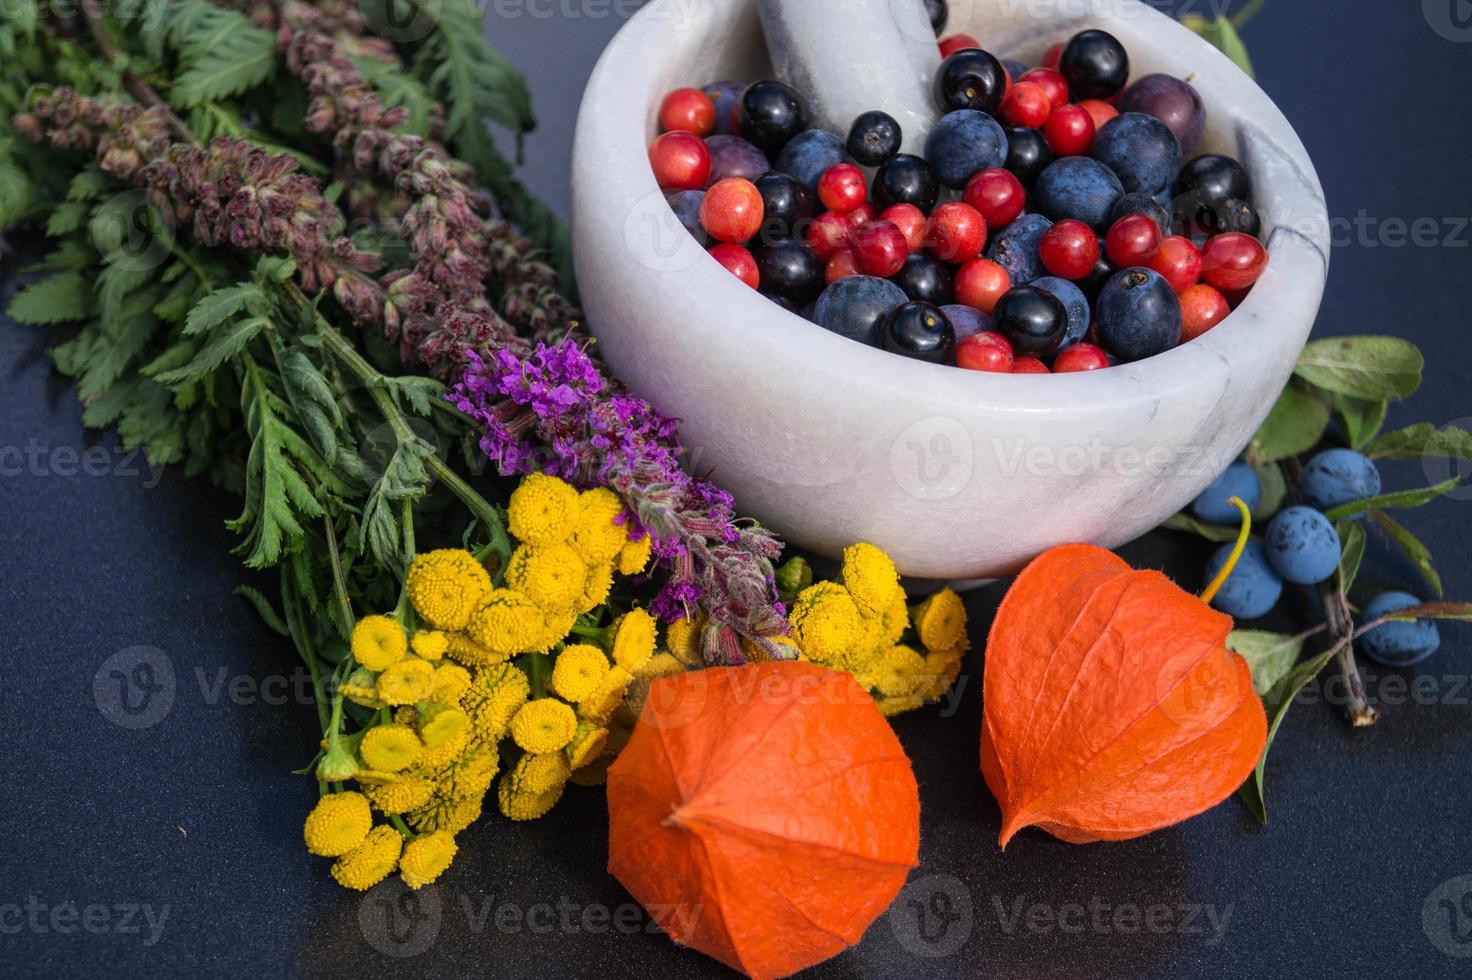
(817, 163, 867, 213)
(881, 204, 928, 253)
(851, 220, 909, 278)
(659, 87, 716, 136)
(954, 257, 1011, 314)
(963, 168, 1025, 230)
(1105, 213, 1163, 268)
(1146, 235, 1203, 291)
(846, 201, 879, 228)
(1012, 356, 1051, 374)
(925, 202, 987, 263)
(1053, 343, 1111, 372)
(709, 243, 759, 288)
(956, 331, 1015, 372)
(1019, 68, 1069, 109)
(1201, 233, 1269, 291)
(1043, 43, 1063, 70)
(1001, 82, 1051, 128)
(1077, 99, 1119, 132)
(1179, 283, 1231, 341)
(825, 249, 861, 284)
(700, 177, 764, 243)
(805, 210, 855, 260)
(650, 132, 710, 190)
(1042, 104, 1096, 157)
(1039, 219, 1100, 280)
(939, 34, 982, 58)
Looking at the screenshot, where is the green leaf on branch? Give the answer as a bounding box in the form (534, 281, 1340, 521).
(1239, 648, 1337, 824)
(1332, 393, 1389, 450)
(1181, 14, 1256, 78)
(1338, 521, 1366, 594)
(1161, 512, 1242, 543)
(1294, 336, 1424, 401)
(1365, 423, 1472, 462)
(164, 1, 278, 108)
(1324, 476, 1460, 522)
(1228, 630, 1307, 697)
(233, 584, 290, 637)
(8, 271, 91, 324)
(1255, 462, 1287, 520)
(184, 283, 268, 336)
(153, 316, 267, 385)
(1247, 378, 1331, 465)
(1370, 509, 1442, 597)
(1381, 602, 1472, 624)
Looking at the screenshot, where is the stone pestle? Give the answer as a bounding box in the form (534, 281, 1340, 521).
(755, 0, 942, 154)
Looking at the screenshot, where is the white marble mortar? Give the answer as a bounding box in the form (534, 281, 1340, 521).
(571, 0, 1330, 580)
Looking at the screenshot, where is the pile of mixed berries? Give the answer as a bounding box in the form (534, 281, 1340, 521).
(647, 17, 1269, 374)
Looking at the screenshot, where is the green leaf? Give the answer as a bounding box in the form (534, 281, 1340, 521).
(1247, 378, 1331, 465)
(1379, 602, 1472, 624)
(1370, 509, 1443, 597)
(1365, 423, 1472, 462)
(1161, 512, 1242, 543)
(1228, 630, 1306, 697)
(1182, 15, 1256, 78)
(184, 284, 267, 336)
(1338, 521, 1367, 594)
(1294, 336, 1424, 401)
(166, 1, 277, 108)
(1323, 476, 1460, 522)
(1254, 462, 1287, 521)
(1240, 649, 1337, 823)
(1333, 394, 1389, 450)
(8, 272, 91, 324)
(153, 317, 267, 385)
(233, 584, 290, 637)
(45, 201, 90, 236)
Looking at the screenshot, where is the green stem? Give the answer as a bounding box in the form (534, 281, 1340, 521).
(389, 814, 414, 839)
(322, 512, 356, 638)
(1232, 0, 1268, 30)
(282, 561, 331, 733)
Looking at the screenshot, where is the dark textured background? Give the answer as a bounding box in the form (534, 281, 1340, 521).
(4, 1, 1472, 976)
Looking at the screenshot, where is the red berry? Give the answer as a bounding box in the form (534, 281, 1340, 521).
(1053, 343, 1111, 372)
(817, 163, 867, 213)
(650, 132, 710, 191)
(1043, 43, 1064, 70)
(954, 258, 1011, 314)
(1018, 68, 1069, 110)
(1201, 233, 1269, 291)
(962, 168, 1025, 230)
(880, 204, 928, 253)
(1146, 236, 1203, 291)
(956, 331, 1015, 373)
(850, 220, 908, 278)
(700, 177, 764, 243)
(1042, 104, 1096, 157)
(1077, 99, 1119, 132)
(805, 210, 855, 261)
(1179, 284, 1231, 342)
(659, 87, 716, 136)
(925, 202, 988, 263)
(1012, 356, 1051, 374)
(1105, 213, 1163, 268)
(709, 243, 759, 288)
(1039, 219, 1100, 280)
(1001, 82, 1051, 128)
(939, 34, 982, 58)
(825, 249, 861, 284)
(846, 201, 879, 229)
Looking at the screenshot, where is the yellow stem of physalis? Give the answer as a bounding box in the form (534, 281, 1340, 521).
(1199, 496, 1253, 606)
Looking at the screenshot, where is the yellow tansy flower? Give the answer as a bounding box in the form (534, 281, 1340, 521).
(368, 777, 435, 815)
(360, 725, 422, 773)
(913, 588, 968, 652)
(405, 549, 493, 630)
(435, 748, 499, 799)
(535, 606, 580, 654)
(340, 667, 386, 709)
(468, 589, 545, 656)
(351, 616, 408, 671)
(507, 473, 580, 547)
(430, 663, 472, 705)
(510, 698, 578, 753)
(408, 793, 483, 835)
(666, 615, 704, 667)
(463, 665, 530, 744)
(919, 647, 966, 702)
(841, 542, 904, 616)
(616, 534, 653, 576)
(330, 825, 403, 891)
(419, 706, 470, 747)
(399, 831, 457, 890)
(569, 488, 628, 565)
(565, 722, 608, 770)
(304, 791, 372, 857)
(610, 608, 657, 672)
(550, 644, 609, 702)
(410, 630, 449, 661)
(498, 753, 571, 820)
(577, 665, 634, 724)
(376, 658, 435, 706)
(790, 583, 863, 666)
(578, 561, 614, 613)
(740, 634, 801, 663)
(872, 645, 928, 698)
(444, 632, 510, 668)
(881, 591, 910, 646)
(506, 543, 588, 610)
(417, 726, 471, 770)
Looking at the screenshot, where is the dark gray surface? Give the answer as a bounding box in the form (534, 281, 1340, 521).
(3, 1, 1472, 977)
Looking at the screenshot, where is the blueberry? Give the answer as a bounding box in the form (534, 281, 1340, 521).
(1300, 449, 1382, 516)
(752, 172, 816, 243)
(1358, 592, 1441, 667)
(666, 189, 707, 245)
(1192, 462, 1262, 525)
(1002, 59, 1029, 82)
(925, 109, 1008, 189)
(1030, 276, 1090, 346)
(812, 276, 909, 346)
(892, 252, 956, 305)
(994, 285, 1069, 357)
(935, 48, 1008, 115)
(884, 301, 956, 363)
(774, 129, 847, 193)
(1264, 506, 1342, 585)
(1092, 113, 1183, 195)
(1035, 157, 1124, 232)
(705, 135, 769, 186)
(1109, 192, 1172, 236)
(737, 80, 808, 158)
(1059, 29, 1129, 101)
(925, 0, 948, 34)
(985, 212, 1053, 285)
(1117, 74, 1206, 155)
(1205, 540, 1283, 619)
(1175, 154, 1252, 205)
(702, 80, 744, 136)
(1096, 268, 1182, 362)
(753, 240, 825, 305)
(847, 110, 903, 167)
(1004, 125, 1054, 187)
(873, 154, 940, 212)
(941, 304, 994, 340)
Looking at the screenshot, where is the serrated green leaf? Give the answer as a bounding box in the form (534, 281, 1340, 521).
(1161, 512, 1242, 543)
(66, 166, 112, 202)
(9, 272, 91, 324)
(1229, 630, 1306, 697)
(166, 1, 277, 108)
(1247, 378, 1331, 465)
(1365, 423, 1472, 462)
(1324, 476, 1460, 522)
(1239, 649, 1337, 823)
(0, 158, 33, 227)
(1294, 336, 1424, 401)
(1333, 393, 1388, 450)
(184, 283, 266, 336)
(154, 316, 266, 385)
(45, 201, 89, 236)
(1370, 509, 1442, 597)
(1338, 521, 1366, 594)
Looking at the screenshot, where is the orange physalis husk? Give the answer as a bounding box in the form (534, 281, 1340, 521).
(607, 661, 920, 980)
(981, 544, 1267, 846)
